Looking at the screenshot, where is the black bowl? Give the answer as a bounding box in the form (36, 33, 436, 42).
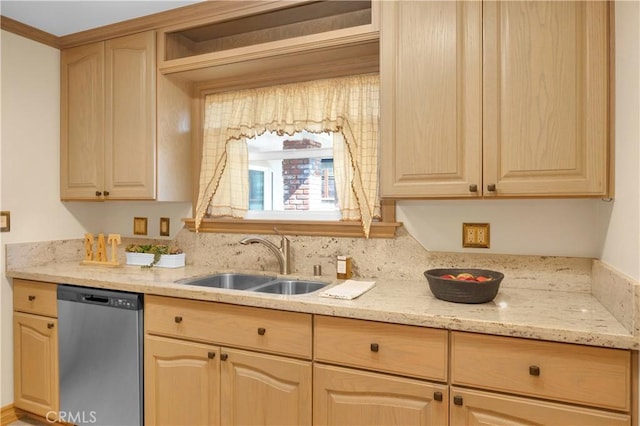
(424, 268, 504, 304)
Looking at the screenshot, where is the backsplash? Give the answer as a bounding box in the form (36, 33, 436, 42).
(173, 227, 592, 292)
(5, 227, 593, 292)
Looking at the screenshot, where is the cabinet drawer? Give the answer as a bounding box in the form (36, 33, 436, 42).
(314, 315, 448, 381)
(13, 279, 57, 317)
(451, 332, 631, 411)
(145, 295, 312, 359)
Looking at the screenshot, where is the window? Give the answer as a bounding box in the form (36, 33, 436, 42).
(245, 131, 340, 221)
(191, 74, 400, 237)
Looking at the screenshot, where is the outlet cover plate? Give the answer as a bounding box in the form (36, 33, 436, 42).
(463, 223, 490, 248)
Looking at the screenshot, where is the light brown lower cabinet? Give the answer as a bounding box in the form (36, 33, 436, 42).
(13, 312, 59, 418)
(13, 279, 59, 418)
(221, 348, 312, 425)
(144, 334, 220, 425)
(450, 387, 630, 426)
(313, 363, 448, 426)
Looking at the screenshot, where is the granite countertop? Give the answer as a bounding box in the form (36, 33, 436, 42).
(6, 261, 637, 350)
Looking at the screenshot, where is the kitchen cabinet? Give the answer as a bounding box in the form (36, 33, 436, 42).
(144, 295, 313, 425)
(450, 387, 630, 426)
(61, 31, 156, 200)
(12, 279, 59, 418)
(450, 331, 631, 425)
(145, 334, 220, 425)
(380, 1, 611, 198)
(220, 348, 312, 425)
(314, 364, 447, 426)
(313, 315, 448, 425)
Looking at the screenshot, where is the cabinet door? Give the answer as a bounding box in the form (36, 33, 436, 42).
(13, 312, 59, 417)
(105, 31, 156, 199)
(450, 387, 630, 426)
(314, 363, 448, 426)
(483, 1, 610, 197)
(220, 348, 312, 425)
(145, 335, 220, 426)
(60, 41, 105, 200)
(380, 1, 482, 198)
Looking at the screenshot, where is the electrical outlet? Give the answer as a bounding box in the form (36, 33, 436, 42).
(463, 223, 490, 248)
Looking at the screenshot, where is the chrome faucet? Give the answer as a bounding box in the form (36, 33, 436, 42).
(240, 228, 291, 275)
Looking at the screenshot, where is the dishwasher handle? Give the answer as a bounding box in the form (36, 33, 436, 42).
(82, 294, 109, 304)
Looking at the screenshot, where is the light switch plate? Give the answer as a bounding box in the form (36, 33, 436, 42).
(133, 217, 148, 235)
(463, 223, 490, 248)
(160, 217, 170, 236)
(1, 211, 10, 232)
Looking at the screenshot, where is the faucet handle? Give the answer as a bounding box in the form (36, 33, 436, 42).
(273, 227, 289, 241)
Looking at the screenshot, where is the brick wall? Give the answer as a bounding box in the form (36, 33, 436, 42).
(282, 139, 322, 210)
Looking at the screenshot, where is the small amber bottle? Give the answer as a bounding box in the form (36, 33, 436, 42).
(336, 256, 353, 279)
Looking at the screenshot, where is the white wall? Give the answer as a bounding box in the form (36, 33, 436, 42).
(0, 30, 190, 406)
(599, 1, 640, 282)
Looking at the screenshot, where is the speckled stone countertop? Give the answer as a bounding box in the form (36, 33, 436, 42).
(6, 260, 637, 350)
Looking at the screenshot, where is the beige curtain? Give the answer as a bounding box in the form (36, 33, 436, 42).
(195, 74, 380, 237)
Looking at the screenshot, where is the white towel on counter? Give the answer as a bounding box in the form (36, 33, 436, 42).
(319, 280, 376, 300)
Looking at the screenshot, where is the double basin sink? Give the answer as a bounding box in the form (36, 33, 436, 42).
(176, 273, 327, 295)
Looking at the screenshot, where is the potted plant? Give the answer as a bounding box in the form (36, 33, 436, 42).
(125, 244, 185, 269)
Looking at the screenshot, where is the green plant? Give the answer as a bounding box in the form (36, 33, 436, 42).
(125, 244, 183, 269)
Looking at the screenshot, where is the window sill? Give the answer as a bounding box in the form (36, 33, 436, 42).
(183, 217, 402, 238)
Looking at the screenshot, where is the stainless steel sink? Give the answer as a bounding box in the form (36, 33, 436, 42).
(251, 280, 327, 295)
(176, 273, 276, 290)
(176, 273, 327, 295)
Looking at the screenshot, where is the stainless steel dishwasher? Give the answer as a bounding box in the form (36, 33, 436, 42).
(57, 285, 143, 426)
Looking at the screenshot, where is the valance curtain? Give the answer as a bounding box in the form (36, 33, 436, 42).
(195, 73, 380, 237)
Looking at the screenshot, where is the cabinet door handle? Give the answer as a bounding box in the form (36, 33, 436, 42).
(469, 184, 478, 193)
(104, 191, 110, 196)
(95, 191, 102, 197)
(208, 351, 216, 359)
(433, 391, 443, 402)
(257, 327, 266, 335)
(174, 316, 183, 323)
(28, 295, 36, 301)
(529, 365, 540, 376)
(453, 395, 463, 406)
(370, 343, 379, 352)
(220, 353, 228, 361)
(47, 323, 54, 329)
(487, 183, 496, 192)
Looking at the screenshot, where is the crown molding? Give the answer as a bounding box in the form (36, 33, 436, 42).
(0, 15, 60, 49)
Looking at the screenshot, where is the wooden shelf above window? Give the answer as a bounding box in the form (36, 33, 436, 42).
(157, 0, 379, 83)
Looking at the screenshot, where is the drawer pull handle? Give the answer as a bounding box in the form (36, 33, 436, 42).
(174, 316, 183, 323)
(221, 353, 228, 361)
(207, 351, 216, 359)
(453, 395, 463, 406)
(47, 323, 54, 329)
(28, 295, 36, 301)
(529, 365, 540, 376)
(370, 343, 379, 352)
(258, 327, 266, 335)
(433, 391, 443, 402)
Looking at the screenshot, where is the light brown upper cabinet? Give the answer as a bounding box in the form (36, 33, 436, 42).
(380, 1, 611, 198)
(60, 31, 191, 201)
(61, 31, 155, 200)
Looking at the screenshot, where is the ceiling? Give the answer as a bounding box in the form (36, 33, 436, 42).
(0, 1, 205, 37)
